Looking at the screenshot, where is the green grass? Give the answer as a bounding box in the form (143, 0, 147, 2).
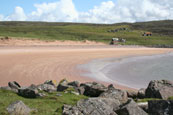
(0, 89, 88, 115)
(0, 20, 173, 46)
(135, 98, 161, 103)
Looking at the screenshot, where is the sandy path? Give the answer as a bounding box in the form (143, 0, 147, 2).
(0, 46, 172, 90)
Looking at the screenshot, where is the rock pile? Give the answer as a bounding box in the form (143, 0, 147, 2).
(1, 79, 173, 115)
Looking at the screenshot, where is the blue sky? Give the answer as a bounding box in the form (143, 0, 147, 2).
(0, 0, 115, 16)
(0, 0, 172, 23)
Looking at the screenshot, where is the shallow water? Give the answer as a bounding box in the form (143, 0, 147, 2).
(78, 52, 173, 89)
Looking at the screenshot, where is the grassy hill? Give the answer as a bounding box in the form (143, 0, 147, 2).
(0, 20, 173, 46)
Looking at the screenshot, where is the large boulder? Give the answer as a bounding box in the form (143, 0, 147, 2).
(116, 99, 148, 115)
(127, 90, 138, 99)
(63, 98, 120, 115)
(57, 79, 72, 92)
(18, 88, 38, 98)
(68, 81, 80, 87)
(137, 88, 146, 99)
(148, 100, 173, 115)
(37, 84, 56, 92)
(99, 88, 128, 104)
(145, 80, 173, 99)
(44, 80, 57, 86)
(80, 82, 107, 97)
(8, 81, 21, 92)
(7, 100, 31, 115)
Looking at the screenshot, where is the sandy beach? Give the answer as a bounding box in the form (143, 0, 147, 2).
(0, 44, 172, 90)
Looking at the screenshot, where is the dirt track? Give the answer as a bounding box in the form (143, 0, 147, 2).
(0, 46, 172, 90)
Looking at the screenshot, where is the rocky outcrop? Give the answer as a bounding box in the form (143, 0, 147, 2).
(99, 88, 128, 104)
(44, 80, 57, 86)
(8, 81, 21, 92)
(68, 81, 80, 87)
(145, 80, 173, 99)
(7, 100, 31, 115)
(37, 84, 56, 92)
(137, 88, 146, 99)
(18, 88, 38, 98)
(63, 98, 120, 115)
(127, 90, 138, 99)
(116, 99, 148, 115)
(80, 82, 107, 97)
(148, 100, 173, 115)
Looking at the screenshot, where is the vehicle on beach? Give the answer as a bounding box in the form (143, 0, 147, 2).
(110, 38, 126, 45)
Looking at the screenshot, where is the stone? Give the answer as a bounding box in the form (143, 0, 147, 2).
(77, 86, 85, 95)
(99, 88, 128, 104)
(116, 99, 148, 115)
(0, 86, 12, 91)
(57, 84, 72, 92)
(63, 98, 119, 115)
(148, 100, 173, 115)
(145, 80, 173, 99)
(68, 81, 80, 87)
(44, 80, 57, 86)
(137, 102, 148, 113)
(138, 88, 146, 99)
(127, 90, 138, 99)
(18, 88, 38, 98)
(7, 100, 31, 115)
(56, 93, 62, 97)
(80, 82, 107, 97)
(108, 84, 115, 89)
(8, 81, 21, 92)
(37, 84, 56, 92)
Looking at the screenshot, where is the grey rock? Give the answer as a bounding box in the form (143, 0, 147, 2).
(63, 98, 119, 115)
(37, 84, 56, 92)
(68, 81, 80, 87)
(18, 88, 38, 98)
(145, 80, 173, 99)
(56, 93, 62, 97)
(138, 88, 146, 99)
(127, 90, 138, 99)
(8, 81, 21, 92)
(57, 83, 72, 92)
(116, 99, 148, 115)
(44, 80, 57, 86)
(137, 102, 148, 113)
(148, 100, 173, 115)
(7, 100, 31, 115)
(80, 82, 107, 97)
(77, 86, 85, 95)
(0, 86, 12, 91)
(99, 88, 128, 104)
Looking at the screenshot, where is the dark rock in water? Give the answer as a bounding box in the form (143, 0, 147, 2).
(18, 88, 38, 98)
(127, 90, 138, 99)
(37, 84, 56, 92)
(8, 81, 21, 92)
(68, 81, 80, 87)
(44, 80, 57, 86)
(145, 80, 173, 99)
(148, 100, 173, 115)
(63, 98, 120, 115)
(7, 100, 31, 115)
(99, 88, 128, 104)
(80, 82, 107, 97)
(116, 99, 147, 115)
(138, 88, 146, 99)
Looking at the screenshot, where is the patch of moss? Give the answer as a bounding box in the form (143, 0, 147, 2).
(168, 96, 173, 100)
(135, 98, 161, 103)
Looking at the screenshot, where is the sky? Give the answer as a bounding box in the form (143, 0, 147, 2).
(0, 0, 173, 23)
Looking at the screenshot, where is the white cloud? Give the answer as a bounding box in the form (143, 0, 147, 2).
(2, 0, 173, 23)
(6, 6, 27, 21)
(29, 0, 78, 22)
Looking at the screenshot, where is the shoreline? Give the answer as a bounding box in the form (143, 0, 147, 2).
(0, 45, 172, 91)
(78, 52, 173, 90)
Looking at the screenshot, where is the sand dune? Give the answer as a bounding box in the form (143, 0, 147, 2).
(0, 45, 172, 90)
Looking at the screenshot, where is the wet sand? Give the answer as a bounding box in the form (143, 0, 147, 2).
(0, 45, 172, 90)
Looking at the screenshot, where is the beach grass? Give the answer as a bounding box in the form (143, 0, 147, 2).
(0, 89, 88, 115)
(0, 20, 173, 46)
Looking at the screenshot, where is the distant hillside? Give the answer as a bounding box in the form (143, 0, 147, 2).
(0, 20, 173, 46)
